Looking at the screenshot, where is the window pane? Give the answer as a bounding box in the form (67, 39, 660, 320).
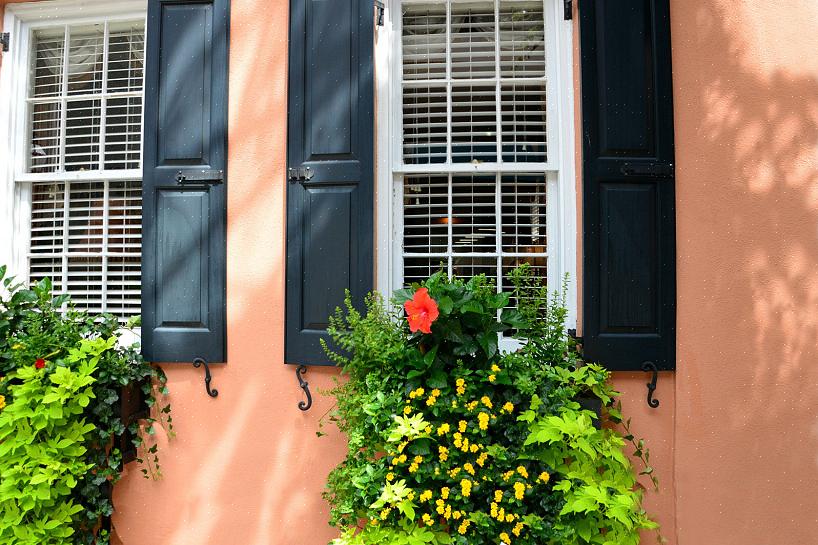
(30, 102, 62, 173)
(501, 174, 546, 252)
(105, 96, 142, 169)
(499, 1, 545, 78)
(64, 99, 102, 171)
(29, 180, 142, 319)
(450, 2, 496, 79)
(403, 85, 448, 164)
(501, 83, 547, 162)
(404, 175, 449, 253)
(107, 21, 145, 92)
(66, 24, 105, 95)
(452, 256, 496, 284)
(404, 256, 446, 286)
(31, 29, 64, 98)
(451, 84, 496, 163)
(452, 174, 496, 253)
(402, 4, 447, 80)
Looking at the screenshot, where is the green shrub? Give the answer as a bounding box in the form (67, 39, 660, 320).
(0, 266, 172, 544)
(323, 267, 657, 545)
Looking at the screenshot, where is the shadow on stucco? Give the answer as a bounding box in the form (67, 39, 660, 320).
(670, 2, 818, 544)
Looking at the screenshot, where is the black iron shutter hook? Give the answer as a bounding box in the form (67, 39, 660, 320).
(641, 361, 659, 408)
(296, 365, 312, 411)
(193, 357, 219, 398)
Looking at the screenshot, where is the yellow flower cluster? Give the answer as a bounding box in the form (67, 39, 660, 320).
(501, 401, 514, 414)
(480, 396, 493, 409)
(460, 478, 472, 497)
(436, 423, 450, 436)
(491, 364, 501, 373)
(512, 521, 524, 536)
(419, 490, 433, 502)
(0, 394, 5, 411)
(408, 387, 425, 399)
(500, 531, 511, 545)
(457, 520, 471, 535)
(421, 513, 434, 526)
(458, 420, 468, 433)
(466, 400, 478, 411)
(476, 451, 489, 467)
(441, 487, 450, 499)
(456, 378, 466, 396)
(513, 481, 526, 500)
(538, 471, 550, 484)
(439, 445, 449, 461)
(463, 462, 475, 475)
(427, 388, 441, 406)
(478, 412, 490, 430)
(408, 455, 423, 473)
(516, 465, 528, 479)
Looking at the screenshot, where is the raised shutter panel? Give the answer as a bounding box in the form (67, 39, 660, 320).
(580, 0, 676, 371)
(286, 0, 374, 365)
(142, 0, 229, 363)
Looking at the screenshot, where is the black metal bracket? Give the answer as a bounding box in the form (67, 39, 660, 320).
(287, 166, 314, 183)
(296, 365, 312, 411)
(374, 0, 385, 26)
(563, 0, 572, 20)
(641, 361, 659, 408)
(193, 357, 219, 398)
(1, 33, 9, 53)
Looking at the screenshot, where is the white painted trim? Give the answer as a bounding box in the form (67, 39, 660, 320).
(375, 0, 396, 299)
(374, 0, 577, 326)
(0, 9, 31, 279)
(6, 0, 146, 23)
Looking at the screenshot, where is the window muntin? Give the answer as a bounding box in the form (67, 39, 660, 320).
(24, 20, 145, 318)
(397, 0, 555, 301)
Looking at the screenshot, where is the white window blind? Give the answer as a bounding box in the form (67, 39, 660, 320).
(398, 0, 553, 298)
(24, 20, 144, 318)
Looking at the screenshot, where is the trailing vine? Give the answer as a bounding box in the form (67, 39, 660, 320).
(0, 266, 172, 544)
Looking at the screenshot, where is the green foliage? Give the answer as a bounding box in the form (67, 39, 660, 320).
(323, 266, 657, 545)
(0, 268, 172, 544)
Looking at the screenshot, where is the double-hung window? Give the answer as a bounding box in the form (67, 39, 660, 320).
(4, 7, 146, 319)
(378, 0, 576, 324)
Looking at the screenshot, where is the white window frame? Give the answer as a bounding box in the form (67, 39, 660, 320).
(0, 0, 147, 300)
(374, 0, 577, 330)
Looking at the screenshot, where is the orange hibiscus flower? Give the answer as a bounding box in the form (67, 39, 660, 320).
(404, 288, 439, 334)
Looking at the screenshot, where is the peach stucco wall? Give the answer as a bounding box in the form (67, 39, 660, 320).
(2, 0, 817, 543)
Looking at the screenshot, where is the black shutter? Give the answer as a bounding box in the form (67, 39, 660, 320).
(285, 0, 374, 365)
(580, 0, 676, 371)
(142, 0, 229, 363)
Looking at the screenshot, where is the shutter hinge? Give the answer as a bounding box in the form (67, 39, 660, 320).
(288, 166, 314, 182)
(1, 33, 10, 53)
(563, 0, 572, 20)
(374, 1, 385, 27)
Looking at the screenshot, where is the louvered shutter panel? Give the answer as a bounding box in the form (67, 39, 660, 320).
(286, 0, 374, 365)
(580, 0, 676, 370)
(142, 0, 229, 363)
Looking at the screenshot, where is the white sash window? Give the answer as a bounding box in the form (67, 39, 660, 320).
(0, 3, 146, 319)
(375, 0, 576, 326)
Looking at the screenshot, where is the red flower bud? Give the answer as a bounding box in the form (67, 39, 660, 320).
(34, 358, 46, 369)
